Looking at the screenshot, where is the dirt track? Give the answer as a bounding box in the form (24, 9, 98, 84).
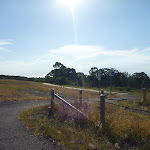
(0, 100, 64, 150)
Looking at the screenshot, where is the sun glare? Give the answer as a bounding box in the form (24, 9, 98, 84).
(59, 0, 83, 43)
(60, 0, 80, 9)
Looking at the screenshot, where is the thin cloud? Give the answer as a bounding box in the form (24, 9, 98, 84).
(0, 40, 13, 52)
(49, 44, 139, 60)
(143, 47, 150, 52)
(48, 44, 150, 75)
(1, 44, 150, 77)
(0, 40, 12, 45)
(0, 47, 11, 52)
(0, 52, 62, 77)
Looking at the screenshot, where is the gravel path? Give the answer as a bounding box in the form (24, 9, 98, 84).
(0, 100, 64, 150)
(106, 93, 140, 104)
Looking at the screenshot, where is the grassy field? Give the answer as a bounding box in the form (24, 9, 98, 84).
(0, 79, 103, 101)
(0, 79, 51, 101)
(1, 79, 150, 149)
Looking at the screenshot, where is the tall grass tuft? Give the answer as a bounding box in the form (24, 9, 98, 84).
(92, 105, 150, 148)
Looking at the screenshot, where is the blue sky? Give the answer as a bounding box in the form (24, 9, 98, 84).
(0, 0, 150, 77)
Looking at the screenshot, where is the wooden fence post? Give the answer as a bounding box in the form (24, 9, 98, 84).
(101, 89, 104, 95)
(79, 90, 82, 107)
(143, 88, 146, 102)
(49, 89, 54, 117)
(100, 93, 105, 130)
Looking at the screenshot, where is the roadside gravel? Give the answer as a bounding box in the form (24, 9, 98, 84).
(0, 100, 64, 150)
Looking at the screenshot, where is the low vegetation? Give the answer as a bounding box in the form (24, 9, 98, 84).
(0, 79, 51, 101)
(117, 90, 150, 111)
(18, 102, 150, 150)
(117, 101, 150, 112)
(18, 104, 115, 150)
(0, 79, 103, 102)
(1, 79, 150, 149)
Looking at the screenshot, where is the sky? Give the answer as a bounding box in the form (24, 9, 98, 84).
(0, 0, 150, 77)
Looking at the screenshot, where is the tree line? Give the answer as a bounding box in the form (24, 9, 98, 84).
(45, 62, 150, 90)
(0, 62, 150, 90)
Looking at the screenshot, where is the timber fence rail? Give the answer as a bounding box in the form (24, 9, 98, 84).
(49, 89, 88, 118)
(54, 93, 88, 118)
(49, 88, 106, 130)
(65, 88, 150, 115)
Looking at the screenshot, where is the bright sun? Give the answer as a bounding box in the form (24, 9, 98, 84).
(60, 0, 80, 9)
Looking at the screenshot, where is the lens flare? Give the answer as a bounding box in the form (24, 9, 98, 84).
(60, 0, 82, 43)
(60, 0, 80, 9)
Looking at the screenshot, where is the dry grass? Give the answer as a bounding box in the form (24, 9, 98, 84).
(93, 105, 150, 148)
(0, 79, 120, 102)
(2, 79, 150, 149)
(0, 79, 51, 101)
(52, 87, 101, 100)
(117, 91, 150, 111)
(18, 102, 150, 150)
(117, 101, 150, 111)
(18, 105, 116, 150)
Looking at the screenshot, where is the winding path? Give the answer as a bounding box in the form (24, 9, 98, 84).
(0, 100, 64, 150)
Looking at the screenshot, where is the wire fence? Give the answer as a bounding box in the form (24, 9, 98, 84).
(49, 89, 94, 121)
(54, 93, 88, 118)
(49, 88, 149, 122)
(48, 87, 150, 133)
